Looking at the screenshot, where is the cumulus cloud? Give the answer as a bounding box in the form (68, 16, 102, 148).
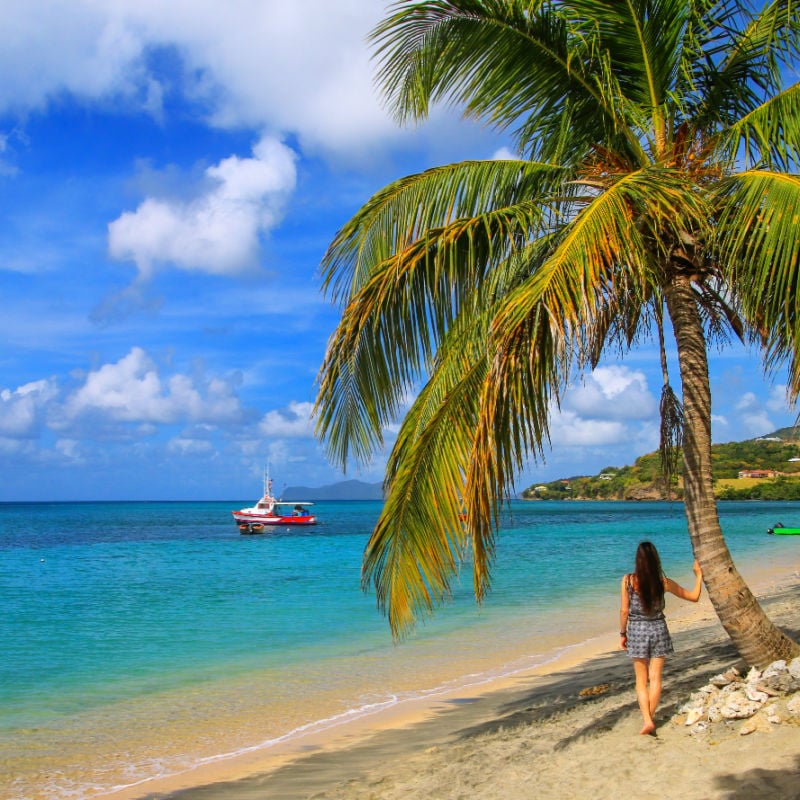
(565, 366, 657, 421)
(55, 438, 83, 462)
(712, 413, 729, 430)
(765, 384, 793, 414)
(0, 2, 148, 111)
(108, 136, 296, 277)
(735, 391, 776, 437)
(531, 365, 661, 455)
(550, 410, 628, 446)
(65, 347, 243, 425)
(0, 1, 392, 157)
(167, 437, 215, 455)
(491, 146, 519, 160)
(0, 379, 58, 437)
(258, 400, 314, 438)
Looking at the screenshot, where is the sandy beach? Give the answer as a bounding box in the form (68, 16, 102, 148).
(120, 565, 800, 800)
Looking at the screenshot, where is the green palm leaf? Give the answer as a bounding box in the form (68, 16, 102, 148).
(316, 160, 563, 467)
(716, 169, 800, 391)
(321, 159, 564, 303)
(722, 82, 800, 169)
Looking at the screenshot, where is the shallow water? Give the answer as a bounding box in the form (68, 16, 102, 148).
(1, 499, 797, 799)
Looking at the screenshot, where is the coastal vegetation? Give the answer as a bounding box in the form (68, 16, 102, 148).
(315, 1, 800, 667)
(523, 428, 800, 500)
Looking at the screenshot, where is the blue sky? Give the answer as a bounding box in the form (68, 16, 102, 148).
(0, 1, 796, 501)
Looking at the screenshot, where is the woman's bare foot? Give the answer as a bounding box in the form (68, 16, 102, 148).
(639, 721, 656, 735)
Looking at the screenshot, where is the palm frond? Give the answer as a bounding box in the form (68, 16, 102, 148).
(464, 281, 563, 589)
(363, 317, 490, 636)
(570, 0, 688, 105)
(720, 81, 800, 170)
(371, 0, 646, 161)
(361, 238, 562, 636)
(491, 167, 706, 356)
(316, 160, 566, 469)
(321, 159, 564, 304)
(691, 0, 800, 129)
(715, 169, 800, 395)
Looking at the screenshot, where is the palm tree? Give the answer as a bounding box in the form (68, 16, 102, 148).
(315, 0, 800, 667)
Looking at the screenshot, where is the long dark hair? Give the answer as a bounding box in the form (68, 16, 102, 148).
(634, 541, 665, 613)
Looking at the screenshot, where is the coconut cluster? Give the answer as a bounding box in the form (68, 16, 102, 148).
(674, 657, 800, 736)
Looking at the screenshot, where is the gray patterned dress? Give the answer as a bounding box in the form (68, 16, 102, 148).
(625, 576, 674, 659)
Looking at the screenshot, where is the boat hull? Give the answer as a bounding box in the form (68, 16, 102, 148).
(232, 511, 317, 526)
(768, 526, 800, 535)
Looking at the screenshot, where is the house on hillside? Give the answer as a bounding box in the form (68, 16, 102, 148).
(738, 469, 779, 479)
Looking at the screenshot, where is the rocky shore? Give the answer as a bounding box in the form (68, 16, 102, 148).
(676, 657, 800, 735)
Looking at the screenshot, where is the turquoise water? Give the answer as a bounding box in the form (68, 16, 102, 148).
(1, 499, 798, 799)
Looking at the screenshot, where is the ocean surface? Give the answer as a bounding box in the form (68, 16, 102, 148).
(1, 499, 798, 800)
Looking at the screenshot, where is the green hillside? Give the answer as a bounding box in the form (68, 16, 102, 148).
(522, 427, 800, 501)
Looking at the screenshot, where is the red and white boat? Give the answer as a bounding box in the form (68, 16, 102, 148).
(232, 469, 317, 532)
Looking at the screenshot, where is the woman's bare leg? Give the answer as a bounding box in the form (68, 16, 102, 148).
(633, 658, 656, 734)
(648, 656, 665, 719)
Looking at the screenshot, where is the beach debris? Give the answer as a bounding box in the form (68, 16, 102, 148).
(674, 656, 800, 737)
(578, 683, 610, 698)
(718, 689, 762, 719)
(708, 667, 740, 687)
(745, 685, 769, 704)
(684, 707, 704, 726)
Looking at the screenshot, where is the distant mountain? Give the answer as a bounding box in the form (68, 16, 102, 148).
(282, 479, 384, 501)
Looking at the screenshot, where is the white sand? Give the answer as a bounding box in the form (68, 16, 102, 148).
(117, 566, 800, 800)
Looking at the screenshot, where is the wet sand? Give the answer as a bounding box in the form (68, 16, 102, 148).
(120, 565, 800, 800)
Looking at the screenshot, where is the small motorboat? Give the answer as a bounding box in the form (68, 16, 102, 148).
(232, 467, 317, 528)
(239, 522, 266, 535)
(767, 523, 800, 535)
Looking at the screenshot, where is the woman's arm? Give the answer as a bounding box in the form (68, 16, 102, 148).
(665, 560, 703, 602)
(619, 575, 630, 646)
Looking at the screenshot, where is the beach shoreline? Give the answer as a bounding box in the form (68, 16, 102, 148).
(114, 562, 800, 800)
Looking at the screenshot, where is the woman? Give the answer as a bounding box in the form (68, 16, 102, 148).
(620, 541, 703, 735)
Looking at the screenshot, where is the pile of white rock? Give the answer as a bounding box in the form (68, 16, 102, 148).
(674, 657, 800, 736)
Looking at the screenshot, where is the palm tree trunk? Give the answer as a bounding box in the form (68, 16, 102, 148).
(664, 277, 799, 668)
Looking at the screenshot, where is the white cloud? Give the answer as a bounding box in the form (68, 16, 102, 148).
(167, 437, 214, 455)
(712, 413, 729, 430)
(566, 365, 657, 421)
(735, 391, 776, 437)
(65, 347, 243, 424)
(258, 400, 314, 438)
(0, 2, 146, 111)
(0, 1, 393, 157)
(55, 438, 83, 462)
(491, 146, 518, 160)
(765, 384, 793, 414)
(549, 409, 628, 446)
(108, 136, 296, 277)
(0, 437, 39, 457)
(525, 366, 661, 455)
(0, 379, 58, 437)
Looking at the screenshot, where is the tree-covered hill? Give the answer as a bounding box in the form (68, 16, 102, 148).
(522, 427, 800, 501)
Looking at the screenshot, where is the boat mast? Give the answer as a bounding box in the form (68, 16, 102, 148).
(263, 463, 276, 503)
